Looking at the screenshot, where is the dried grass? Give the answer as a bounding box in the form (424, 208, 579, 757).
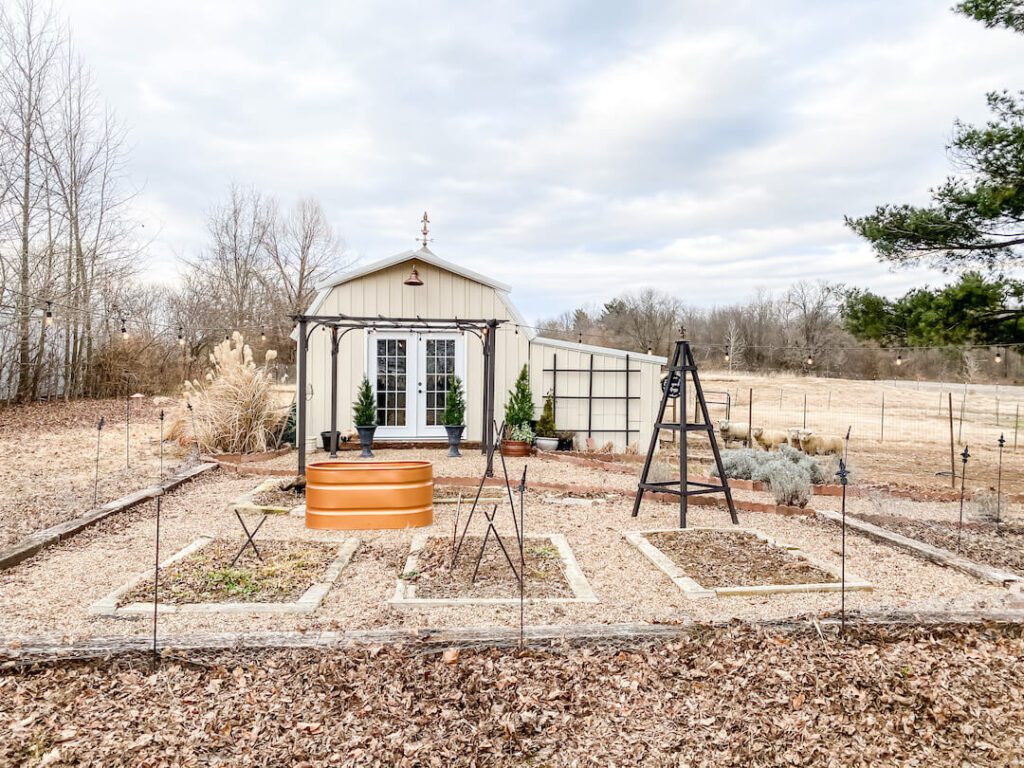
(178, 333, 284, 454)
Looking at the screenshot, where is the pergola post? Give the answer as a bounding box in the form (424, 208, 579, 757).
(297, 317, 308, 475)
(329, 325, 340, 458)
(484, 319, 498, 477)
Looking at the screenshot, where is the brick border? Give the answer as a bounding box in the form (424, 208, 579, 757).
(624, 527, 872, 598)
(389, 532, 598, 607)
(89, 537, 360, 616)
(0, 462, 218, 571)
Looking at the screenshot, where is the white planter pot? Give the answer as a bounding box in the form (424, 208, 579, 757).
(534, 436, 559, 452)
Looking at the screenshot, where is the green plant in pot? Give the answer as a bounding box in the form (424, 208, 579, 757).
(502, 365, 535, 456)
(440, 375, 466, 457)
(352, 375, 377, 458)
(534, 391, 558, 451)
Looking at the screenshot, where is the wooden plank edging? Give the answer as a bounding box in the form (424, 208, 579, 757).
(0, 462, 217, 572)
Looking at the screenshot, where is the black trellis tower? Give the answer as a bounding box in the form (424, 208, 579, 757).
(632, 333, 738, 528)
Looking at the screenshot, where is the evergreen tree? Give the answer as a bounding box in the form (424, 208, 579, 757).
(504, 365, 535, 428)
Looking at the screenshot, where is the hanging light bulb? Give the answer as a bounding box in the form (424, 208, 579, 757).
(260, 326, 267, 342)
(805, 353, 814, 366)
(647, 346, 653, 355)
(724, 350, 731, 363)
(177, 327, 185, 347)
(895, 353, 902, 366)
(44, 301, 53, 326)
(995, 349, 1003, 364)
(577, 331, 583, 344)
(514, 325, 519, 335)
(120, 322, 128, 340)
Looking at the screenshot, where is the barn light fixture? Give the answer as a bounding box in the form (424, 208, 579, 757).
(404, 265, 424, 287)
(44, 301, 53, 326)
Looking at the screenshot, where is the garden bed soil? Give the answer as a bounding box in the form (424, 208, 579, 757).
(405, 536, 572, 599)
(856, 514, 1024, 576)
(120, 539, 336, 605)
(250, 487, 304, 509)
(646, 529, 834, 588)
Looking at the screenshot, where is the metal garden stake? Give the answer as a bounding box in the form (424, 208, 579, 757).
(957, 445, 970, 554)
(187, 401, 199, 457)
(152, 492, 162, 664)
(93, 416, 105, 506)
(996, 434, 1005, 528)
(159, 410, 165, 479)
(836, 457, 850, 636)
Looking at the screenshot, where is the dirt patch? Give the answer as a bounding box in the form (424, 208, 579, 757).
(647, 529, 834, 588)
(433, 485, 503, 500)
(120, 539, 336, 605)
(406, 536, 572, 599)
(249, 487, 303, 508)
(856, 513, 1024, 575)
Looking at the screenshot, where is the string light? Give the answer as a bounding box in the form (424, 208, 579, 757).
(577, 331, 583, 343)
(44, 301, 53, 326)
(805, 354, 814, 366)
(120, 321, 128, 340)
(260, 327, 267, 342)
(895, 353, 902, 367)
(995, 349, 1003, 364)
(724, 350, 731, 363)
(177, 327, 185, 347)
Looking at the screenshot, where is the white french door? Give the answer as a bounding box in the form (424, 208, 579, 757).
(368, 332, 465, 440)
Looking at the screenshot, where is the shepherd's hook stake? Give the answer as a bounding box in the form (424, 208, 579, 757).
(836, 456, 850, 637)
(93, 416, 105, 506)
(957, 445, 970, 555)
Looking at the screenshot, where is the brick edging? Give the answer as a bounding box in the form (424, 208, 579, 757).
(0, 462, 218, 571)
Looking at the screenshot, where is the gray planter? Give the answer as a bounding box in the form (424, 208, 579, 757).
(356, 425, 376, 458)
(534, 436, 559, 452)
(444, 424, 465, 457)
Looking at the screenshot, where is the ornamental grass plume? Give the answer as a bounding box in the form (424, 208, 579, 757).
(178, 332, 283, 454)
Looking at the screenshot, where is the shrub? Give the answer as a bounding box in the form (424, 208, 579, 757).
(353, 376, 376, 427)
(536, 392, 557, 437)
(509, 422, 535, 442)
(180, 332, 283, 454)
(763, 461, 812, 508)
(504, 364, 535, 428)
(440, 375, 466, 426)
(710, 448, 761, 480)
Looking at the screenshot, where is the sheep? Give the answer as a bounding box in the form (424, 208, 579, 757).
(752, 427, 789, 451)
(718, 420, 750, 446)
(799, 431, 844, 456)
(786, 427, 804, 449)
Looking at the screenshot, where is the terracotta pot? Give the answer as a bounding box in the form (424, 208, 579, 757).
(305, 460, 433, 530)
(500, 439, 532, 457)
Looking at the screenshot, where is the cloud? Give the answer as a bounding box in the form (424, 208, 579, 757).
(59, 0, 1024, 321)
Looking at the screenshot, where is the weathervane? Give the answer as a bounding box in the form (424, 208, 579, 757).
(419, 211, 431, 248)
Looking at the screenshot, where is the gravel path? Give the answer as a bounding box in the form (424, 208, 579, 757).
(0, 448, 1006, 640)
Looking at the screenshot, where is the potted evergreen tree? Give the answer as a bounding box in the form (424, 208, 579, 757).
(440, 375, 466, 457)
(352, 375, 377, 458)
(534, 391, 558, 451)
(501, 364, 535, 456)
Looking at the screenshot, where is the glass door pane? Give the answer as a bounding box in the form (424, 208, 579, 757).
(375, 338, 407, 427)
(423, 338, 456, 426)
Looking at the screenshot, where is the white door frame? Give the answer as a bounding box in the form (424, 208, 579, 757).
(366, 331, 466, 440)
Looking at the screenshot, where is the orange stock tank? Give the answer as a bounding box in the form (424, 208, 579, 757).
(305, 460, 433, 530)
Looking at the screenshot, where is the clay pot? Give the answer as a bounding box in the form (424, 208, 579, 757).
(500, 439, 532, 457)
(305, 460, 433, 530)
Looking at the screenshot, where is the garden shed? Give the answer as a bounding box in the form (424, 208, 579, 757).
(293, 245, 666, 455)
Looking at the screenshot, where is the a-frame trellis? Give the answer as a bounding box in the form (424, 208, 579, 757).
(632, 335, 738, 527)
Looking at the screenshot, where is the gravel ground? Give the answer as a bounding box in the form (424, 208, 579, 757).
(0, 398, 184, 548)
(0, 448, 1007, 641)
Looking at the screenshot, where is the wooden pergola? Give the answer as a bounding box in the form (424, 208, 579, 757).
(291, 314, 505, 476)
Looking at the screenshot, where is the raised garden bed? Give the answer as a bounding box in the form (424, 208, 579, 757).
(855, 514, 1024, 576)
(390, 533, 597, 606)
(625, 527, 871, 598)
(90, 537, 359, 616)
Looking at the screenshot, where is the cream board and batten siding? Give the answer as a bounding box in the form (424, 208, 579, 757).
(299, 256, 665, 450)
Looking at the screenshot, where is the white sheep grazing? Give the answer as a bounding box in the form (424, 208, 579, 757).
(752, 427, 788, 451)
(718, 420, 750, 446)
(786, 427, 804, 449)
(799, 432, 844, 456)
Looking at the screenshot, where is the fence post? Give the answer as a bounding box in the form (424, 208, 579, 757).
(624, 354, 630, 445)
(958, 389, 966, 445)
(802, 393, 807, 429)
(587, 353, 594, 438)
(880, 393, 885, 443)
(1015, 403, 1020, 451)
(551, 353, 557, 421)
(948, 393, 956, 489)
(747, 388, 753, 447)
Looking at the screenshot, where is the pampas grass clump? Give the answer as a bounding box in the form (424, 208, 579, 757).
(180, 332, 281, 454)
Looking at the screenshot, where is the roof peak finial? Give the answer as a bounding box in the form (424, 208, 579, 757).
(419, 211, 430, 248)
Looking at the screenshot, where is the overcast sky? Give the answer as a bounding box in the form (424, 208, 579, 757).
(62, 0, 1024, 321)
